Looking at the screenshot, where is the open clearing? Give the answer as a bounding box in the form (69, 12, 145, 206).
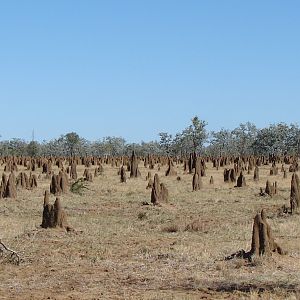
(0, 160, 299, 299)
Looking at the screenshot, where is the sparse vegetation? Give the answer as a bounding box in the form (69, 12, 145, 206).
(70, 178, 89, 195)
(0, 153, 299, 299)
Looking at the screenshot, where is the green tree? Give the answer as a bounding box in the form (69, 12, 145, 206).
(65, 132, 80, 156)
(182, 116, 208, 153)
(210, 128, 233, 156)
(27, 141, 40, 157)
(158, 132, 173, 155)
(232, 122, 257, 156)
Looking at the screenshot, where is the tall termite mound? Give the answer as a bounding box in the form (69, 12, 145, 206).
(248, 210, 284, 259)
(146, 176, 153, 189)
(290, 173, 300, 213)
(83, 168, 93, 182)
(151, 174, 168, 205)
(224, 169, 236, 183)
(70, 162, 77, 180)
(236, 172, 246, 187)
(146, 171, 152, 181)
(227, 209, 286, 261)
(165, 158, 177, 176)
(192, 172, 202, 191)
(120, 165, 127, 183)
(50, 171, 69, 195)
(41, 191, 72, 231)
(270, 163, 278, 175)
(0, 174, 7, 198)
(17, 172, 29, 189)
(29, 172, 38, 189)
(264, 180, 277, 197)
(130, 151, 141, 178)
(4, 172, 17, 198)
(253, 166, 259, 181)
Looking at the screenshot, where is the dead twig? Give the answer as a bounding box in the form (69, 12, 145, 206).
(0, 239, 20, 265)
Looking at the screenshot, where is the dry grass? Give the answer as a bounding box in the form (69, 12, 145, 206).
(0, 161, 299, 299)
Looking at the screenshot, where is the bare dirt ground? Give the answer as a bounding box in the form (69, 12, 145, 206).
(0, 161, 299, 299)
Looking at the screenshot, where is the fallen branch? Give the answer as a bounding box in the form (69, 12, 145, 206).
(0, 240, 20, 265)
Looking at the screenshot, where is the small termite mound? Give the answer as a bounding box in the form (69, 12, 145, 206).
(236, 172, 246, 187)
(120, 165, 127, 183)
(70, 162, 77, 180)
(253, 166, 259, 181)
(165, 159, 177, 176)
(146, 171, 152, 181)
(29, 172, 38, 189)
(192, 172, 202, 191)
(264, 180, 277, 197)
(16, 172, 29, 189)
(151, 174, 168, 205)
(146, 177, 153, 189)
(224, 168, 236, 183)
(83, 168, 93, 182)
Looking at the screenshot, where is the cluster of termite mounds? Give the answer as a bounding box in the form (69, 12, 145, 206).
(1, 153, 300, 256)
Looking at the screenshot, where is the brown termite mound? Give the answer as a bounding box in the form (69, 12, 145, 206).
(120, 165, 127, 183)
(265, 180, 274, 197)
(16, 172, 29, 189)
(146, 171, 152, 181)
(192, 172, 202, 191)
(50, 174, 61, 195)
(29, 172, 38, 189)
(165, 158, 177, 176)
(83, 168, 93, 182)
(224, 168, 236, 183)
(290, 173, 300, 213)
(94, 165, 103, 177)
(248, 210, 285, 260)
(236, 172, 246, 187)
(70, 162, 77, 180)
(98, 164, 104, 175)
(151, 174, 168, 205)
(0, 174, 7, 198)
(41, 192, 72, 231)
(130, 151, 141, 178)
(151, 174, 161, 205)
(146, 177, 153, 189)
(59, 171, 69, 193)
(226, 210, 285, 262)
(160, 183, 168, 202)
(270, 163, 278, 176)
(253, 166, 259, 181)
(4, 172, 17, 198)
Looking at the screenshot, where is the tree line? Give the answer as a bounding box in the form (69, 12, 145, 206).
(1, 117, 300, 157)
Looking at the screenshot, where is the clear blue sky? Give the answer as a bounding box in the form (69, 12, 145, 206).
(0, 1, 299, 142)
